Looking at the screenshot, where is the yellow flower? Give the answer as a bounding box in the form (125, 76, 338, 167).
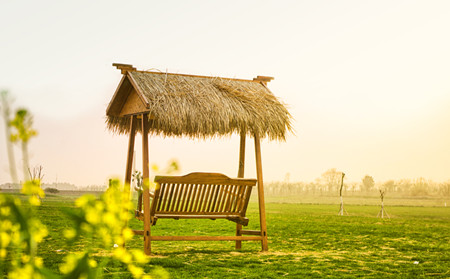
(21, 254, 30, 263)
(63, 228, 77, 240)
(75, 194, 96, 208)
(1, 231, 12, 247)
(29, 196, 41, 206)
(88, 259, 97, 268)
(34, 257, 44, 267)
(131, 249, 149, 264)
(102, 212, 116, 227)
(123, 228, 134, 242)
(1, 206, 11, 216)
(60, 253, 84, 274)
(85, 209, 100, 224)
(129, 264, 144, 278)
(21, 180, 45, 199)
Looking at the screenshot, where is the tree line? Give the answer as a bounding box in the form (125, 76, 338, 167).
(267, 168, 450, 197)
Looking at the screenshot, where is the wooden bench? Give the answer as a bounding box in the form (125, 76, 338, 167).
(133, 172, 263, 252)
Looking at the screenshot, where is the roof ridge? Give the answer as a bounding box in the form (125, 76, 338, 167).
(132, 70, 261, 83)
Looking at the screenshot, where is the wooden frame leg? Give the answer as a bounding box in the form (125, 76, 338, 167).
(235, 224, 242, 249)
(254, 134, 268, 251)
(142, 114, 151, 255)
(122, 116, 137, 248)
(236, 131, 246, 249)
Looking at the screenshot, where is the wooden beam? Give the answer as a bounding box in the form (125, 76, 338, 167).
(149, 236, 262, 241)
(236, 131, 246, 249)
(241, 230, 262, 236)
(142, 113, 151, 255)
(253, 76, 274, 85)
(237, 131, 246, 178)
(113, 63, 136, 74)
(254, 134, 269, 251)
(124, 115, 137, 192)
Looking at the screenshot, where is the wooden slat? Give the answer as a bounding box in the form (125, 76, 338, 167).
(159, 183, 170, 212)
(202, 185, 212, 212)
(208, 185, 219, 212)
(149, 185, 161, 218)
(212, 185, 224, 212)
(177, 183, 187, 212)
(220, 185, 230, 212)
(166, 183, 177, 212)
(234, 185, 245, 213)
(170, 183, 180, 212)
(225, 185, 237, 212)
(175, 183, 185, 212)
(183, 184, 194, 212)
(196, 184, 207, 212)
(188, 184, 199, 212)
(149, 236, 262, 241)
(241, 185, 253, 215)
(156, 183, 166, 211)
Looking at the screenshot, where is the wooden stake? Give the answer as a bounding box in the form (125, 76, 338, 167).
(142, 113, 151, 255)
(377, 190, 390, 219)
(236, 131, 246, 249)
(338, 172, 348, 216)
(254, 134, 268, 251)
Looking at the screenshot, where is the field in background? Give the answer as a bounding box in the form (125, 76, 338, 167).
(261, 192, 449, 207)
(5, 192, 449, 278)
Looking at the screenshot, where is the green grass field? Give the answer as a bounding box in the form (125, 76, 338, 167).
(12, 193, 450, 278)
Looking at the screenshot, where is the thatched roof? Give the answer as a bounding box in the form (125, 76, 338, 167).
(106, 64, 293, 141)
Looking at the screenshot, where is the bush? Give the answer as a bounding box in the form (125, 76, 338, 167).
(45, 187, 59, 194)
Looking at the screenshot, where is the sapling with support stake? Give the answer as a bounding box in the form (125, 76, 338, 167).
(377, 189, 390, 219)
(338, 172, 348, 216)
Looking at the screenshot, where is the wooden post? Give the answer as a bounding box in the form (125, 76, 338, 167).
(254, 134, 268, 251)
(122, 115, 137, 248)
(142, 113, 151, 255)
(124, 115, 137, 194)
(236, 131, 246, 249)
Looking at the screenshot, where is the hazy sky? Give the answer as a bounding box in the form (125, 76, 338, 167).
(1, 0, 450, 186)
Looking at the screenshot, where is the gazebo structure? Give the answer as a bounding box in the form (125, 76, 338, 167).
(106, 63, 292, 254)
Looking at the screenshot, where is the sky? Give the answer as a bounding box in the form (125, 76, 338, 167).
(1, 0, 450, 186)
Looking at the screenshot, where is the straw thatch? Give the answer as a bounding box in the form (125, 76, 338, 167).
(106, 69, 293, 141)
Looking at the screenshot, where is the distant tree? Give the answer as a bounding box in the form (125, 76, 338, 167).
(362, 175, 375, 192)
(411, 177, 429, 196)
(0, 90, 19, 184)
(383, 180, 396, 192)
(320, 168, 342, 192)
(439, 181, 450, 197)
(397, 179, 412, 193)
(10, 108, 37, 181)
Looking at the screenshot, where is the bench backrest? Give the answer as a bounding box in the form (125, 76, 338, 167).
(151, 173, 256, 217)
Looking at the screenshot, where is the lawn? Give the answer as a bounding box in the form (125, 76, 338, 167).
(8, 192, 450, 278)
